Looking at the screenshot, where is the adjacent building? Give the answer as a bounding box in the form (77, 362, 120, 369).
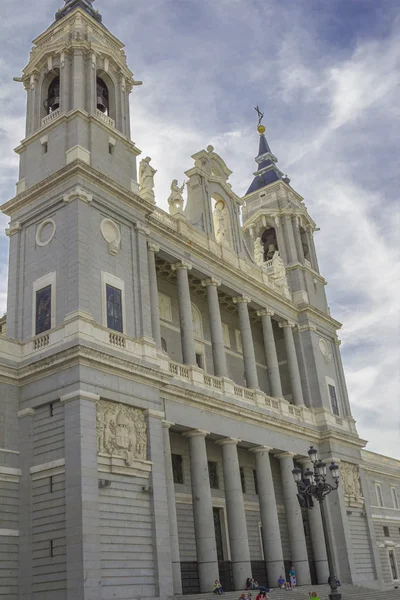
(0, 1, 399, 598)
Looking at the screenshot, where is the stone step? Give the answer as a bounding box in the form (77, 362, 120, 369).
(178, 584, 400, 600)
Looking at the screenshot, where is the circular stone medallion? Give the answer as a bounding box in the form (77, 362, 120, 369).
(36, 218, 56, 247)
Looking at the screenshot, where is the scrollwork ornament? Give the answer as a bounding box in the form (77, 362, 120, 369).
(96, 400, 147, 465)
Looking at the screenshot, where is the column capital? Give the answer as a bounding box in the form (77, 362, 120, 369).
(5, 222, 22, 237)
(233, 295, 251, 304)
(257, 308, 274, 318)
(297, 457, 312, 466)
(162, 420, 175, 429)
(135, 222, 150, 236)
(201, 277, 221, 288)
(279, 320, 295, 329)
(250, 445, 273, 454)
(183, 429, 210, 439)
(216, 437, 241, 447)
(17, 408, 35, 419)
(60, 390, 100, 403)
(147, 241, 160, 253)
(171, 260, 192, 271)
(144, 409, 165, 420)
(275, 451, 296, 460)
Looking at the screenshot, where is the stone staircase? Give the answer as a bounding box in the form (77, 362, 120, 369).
(178, 584, 400, 600)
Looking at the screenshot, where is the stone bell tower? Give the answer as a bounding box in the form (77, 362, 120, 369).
(4, 0, 154, 341)
(242, 119, 329, 314)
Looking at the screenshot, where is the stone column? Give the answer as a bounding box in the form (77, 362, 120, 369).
(186, 430, 219, 591)
(72, 49, 86, 110)
(258, 309, 283, 397)
(251, 446, 285, 584)
(306, 226, 320, 273)
(146, 410, 174, 597)
(279, 321, 304, 406)
(273, 215, 288, 265)
(61, 390, 102, 600)
(17, 408, 35, 597)
(147, 242, 162, 349)
(293, 217, 305, 265)
(60, 52, 70, 114)
(299, 459, 329, 583)
(135, 224, 153, 340)
(277, 452, 311, 585)
(233, 296, 259, 389)
(202, 278, 227, 377)
(283, 214, 298, 264)
(172, 261, 196, 366)
(162, 421, 182, 594)
(219, 438, 252, 589)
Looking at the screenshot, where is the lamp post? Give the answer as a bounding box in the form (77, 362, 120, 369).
(292, 447, 341, 600)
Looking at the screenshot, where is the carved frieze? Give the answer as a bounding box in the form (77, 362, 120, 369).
(341, 461, 363, 505)
(96, 400, 147, 465)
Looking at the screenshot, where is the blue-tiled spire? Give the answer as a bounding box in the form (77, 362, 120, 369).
(55, 0, 102, 23)
(246, 127, 289, 195)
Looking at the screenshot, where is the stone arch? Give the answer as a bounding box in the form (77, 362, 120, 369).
(96, 70, 116, 121)
(41, 69, 60, 119)
(191, 303, 203, 339)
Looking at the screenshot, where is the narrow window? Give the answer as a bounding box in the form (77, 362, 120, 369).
(108, 143, 114, 155)
(240, 466, 246, 493)
(376, 483, 384, 507)
(195, 353, 203, 369)
(328, 384, 339, 416)
(388, 549, 399, 581)
(253, 469, 259, 495)
(42, 142, 48, 154)
(49, 402, 54, 417)
(208, 461, 219, 489)
(384, 526, 390, 537)
(106, 284, 123, 332)
(35, 285, 52, 335)
(391, 487, 399, 510)
(171, 454, 183, 484)
(49, 540, 54, 557)
(161, 337, 168, 353)
(49, 475, 54, 494)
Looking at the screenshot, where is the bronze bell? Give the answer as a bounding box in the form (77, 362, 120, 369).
(47, 76, 60, 113)
(96, 78, 109, 113)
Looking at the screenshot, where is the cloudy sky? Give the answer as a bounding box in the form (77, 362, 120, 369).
(0, 0, 399, 458)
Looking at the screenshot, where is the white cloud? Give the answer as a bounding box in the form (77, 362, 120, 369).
(0, 0, 399, 458)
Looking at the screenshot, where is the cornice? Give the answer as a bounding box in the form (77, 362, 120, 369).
(242, 178, 305, 206)
(1, 159, 153, 218)
(14, 109, 140, 156)
(298, 305, 343, 332)
(319, 429, 368, 450)
(285, 262, 327, 285)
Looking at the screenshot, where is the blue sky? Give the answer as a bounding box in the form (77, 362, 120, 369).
(0, 0, 399, 457)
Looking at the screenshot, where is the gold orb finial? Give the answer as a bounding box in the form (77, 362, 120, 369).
(257, 124, 266, 135)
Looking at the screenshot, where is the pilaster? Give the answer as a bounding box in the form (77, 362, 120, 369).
(279, 321, 304, 406)
(258, 308, 283, 397)
(233, 295, 259, 389)
(172, 261, 196, 366)
(202, 278, 227, 378)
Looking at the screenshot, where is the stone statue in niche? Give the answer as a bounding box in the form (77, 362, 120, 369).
(266, 252, 291, 299)
(139, 156, 157, 202)
(213, 200, 229, 244)
(96, 400, 147, 466)
(254, 236, 264, 266)
(168, 179, 185, 216)
(341, 461, 362, 503)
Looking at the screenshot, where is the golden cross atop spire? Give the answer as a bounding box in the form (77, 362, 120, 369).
(254, 106, 266, 135)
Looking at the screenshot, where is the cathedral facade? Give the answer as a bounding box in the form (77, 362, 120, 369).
(0, 2, 399, 599)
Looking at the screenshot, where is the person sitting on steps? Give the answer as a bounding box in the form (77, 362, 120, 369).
(213, 579, 223, 594)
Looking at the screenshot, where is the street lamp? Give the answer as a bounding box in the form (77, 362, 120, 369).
(292, 446, 341, 600)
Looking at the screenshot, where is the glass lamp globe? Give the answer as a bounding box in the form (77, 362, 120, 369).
(308, 446, 318, 463)
(292, 467, 302, 483)
(329, 462, 340, 481)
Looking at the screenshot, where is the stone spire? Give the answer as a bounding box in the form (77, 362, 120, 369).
(55, 0, 102, 23)
(245, 119, 290, 195)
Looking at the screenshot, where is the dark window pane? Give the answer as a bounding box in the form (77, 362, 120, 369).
(253, 469, 258, 495)
(172, 454, 183, 484)
(208, 461, 219, 489)
(195, 353, 203, 368)
(36, 285, 52, 335)
(106, 284, 123, 332)
(161, 338, 168, 352)
(384, 526, 390, 537)
(240, 467, 246, 493)
(328, 384, 339, 416)
(389, 550, 398, 580)
(213, 507, 224, 561)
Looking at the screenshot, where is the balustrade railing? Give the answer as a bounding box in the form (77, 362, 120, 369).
(41, 108, 61, 127)
(95, 109, 115, 128)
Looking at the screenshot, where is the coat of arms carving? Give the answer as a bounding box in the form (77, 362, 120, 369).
(96, 400, 147, 465)
(341, 461, 362, 504)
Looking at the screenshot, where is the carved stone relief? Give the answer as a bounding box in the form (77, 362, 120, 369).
(341, 461, 362, 504)
(96, 400, 147, 465)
